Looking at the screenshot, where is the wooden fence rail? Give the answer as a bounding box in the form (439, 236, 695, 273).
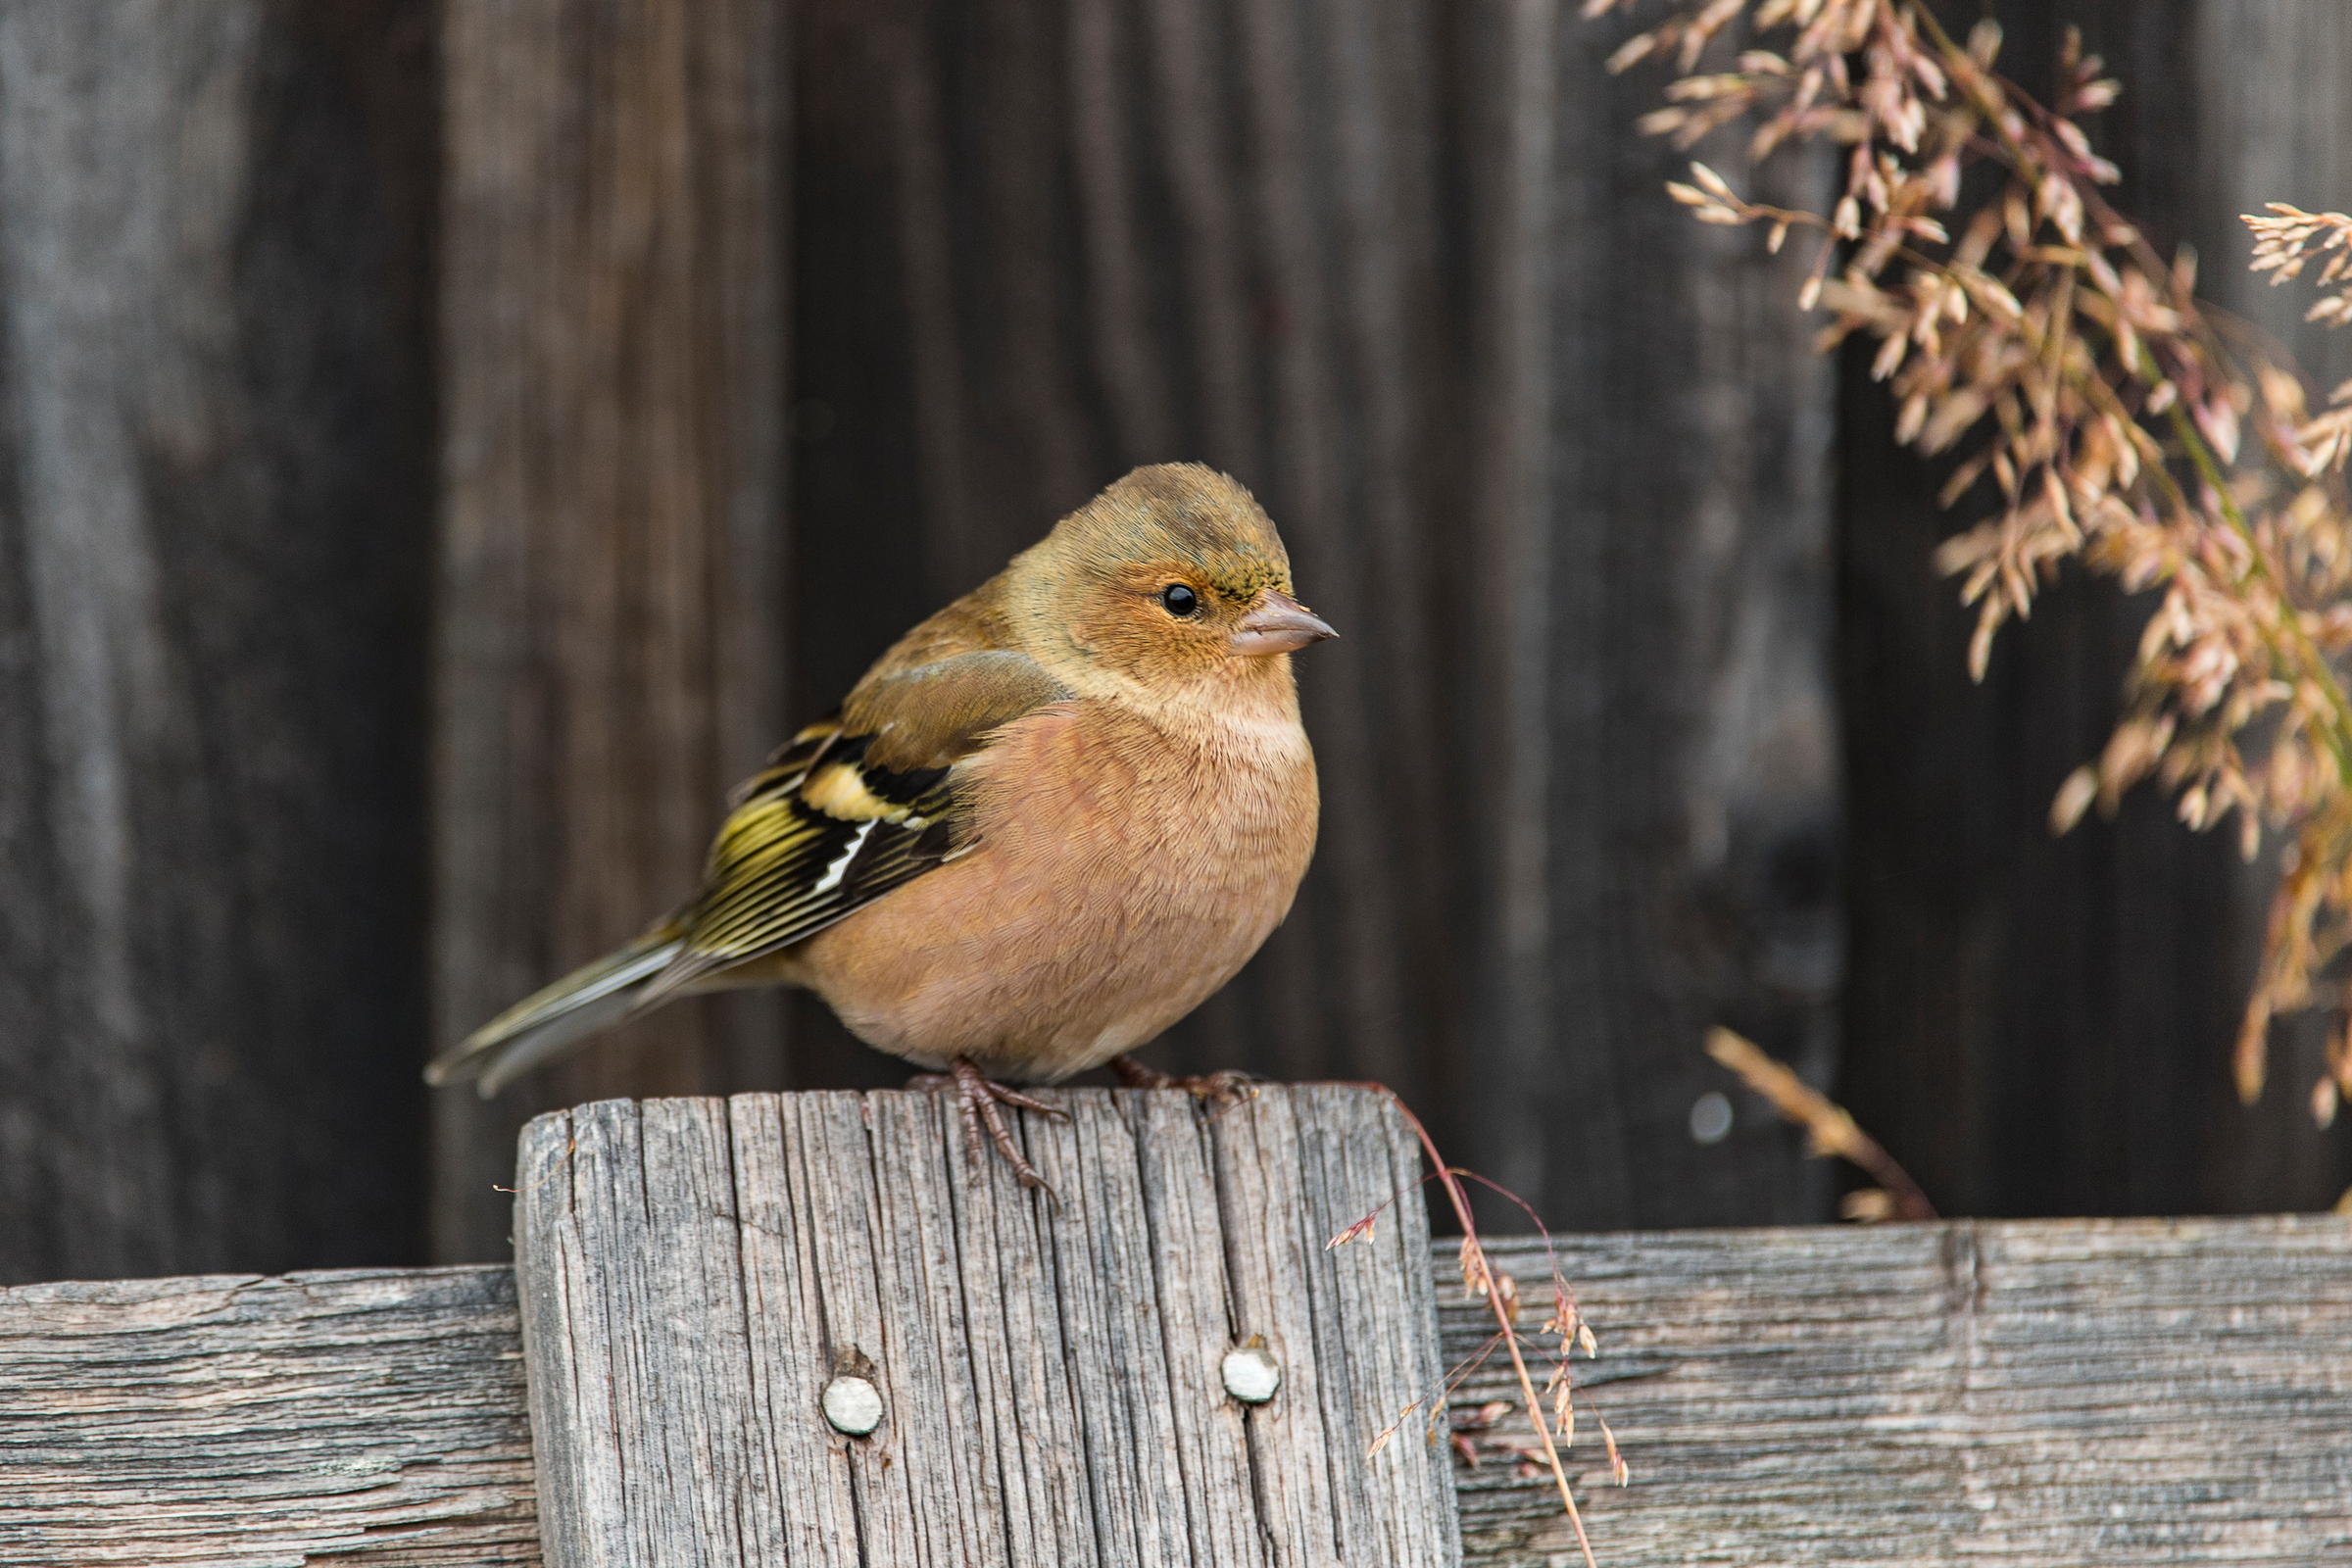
(1, 1094, 2346, 1567)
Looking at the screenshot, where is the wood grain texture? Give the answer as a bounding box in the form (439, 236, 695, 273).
(787, 0, 1843, 1234)
(8, 1215, 2346, 1564)
(1451, 1218, 2352, 1567)
(0, 1265, 538, 1566)
(1468, 1, 1841, 1236)
(0, 0, 435, 1284)
(1838, 0, 2352, 1219)
(432, 0, 793, 1264)
(514, 1086, 1456, 1566)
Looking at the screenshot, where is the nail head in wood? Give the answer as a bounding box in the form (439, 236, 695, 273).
(1221, 1344, 1281, 1403)
(821, 1374, 883, 1436)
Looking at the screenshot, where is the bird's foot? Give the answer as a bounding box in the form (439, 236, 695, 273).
(907, 1056, 1066, 1198)
(1109, 1055, 1261, 1105)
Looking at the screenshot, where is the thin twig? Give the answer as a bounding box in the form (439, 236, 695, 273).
(1704, 1028, 1936, 1221)
(1348, 1085, 1603, 1568)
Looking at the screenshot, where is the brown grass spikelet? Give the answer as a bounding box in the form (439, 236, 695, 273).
(1599, 0, 2352, 1121)
(1598, 1411, 1632, 1487)
(1840, 1188, 1898, 1221)
(1365, 1404, 1415, 1460)
(2248, 205, 2352, 331)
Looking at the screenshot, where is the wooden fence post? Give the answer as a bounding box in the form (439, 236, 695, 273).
(513, 1085, 1460, 1566)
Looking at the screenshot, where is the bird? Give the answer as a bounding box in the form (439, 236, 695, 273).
(424, 463, 1334, 1190)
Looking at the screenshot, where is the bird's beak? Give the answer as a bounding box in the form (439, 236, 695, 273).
(1229, 589, 1338, 657)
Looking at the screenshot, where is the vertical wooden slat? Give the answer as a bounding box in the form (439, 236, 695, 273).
(1127, 1093, 1266, 1568)
(940, 1094, 1103, 1562)
(1320, 0, 1452, 1094)
(784, 1092, 939, 1566)
(1066, 0, 1177, 462)
(516, 1101, 791, 1567)
(1207, 1093, 1349, 1565)
(1298, 1085, 1462, 1568)
(1028, 1099, 1191, 1565)
(875, 5, 977, 605)
(1464, 0, 1562, 1231)
(0, 0, 435, 1284)
(726, 1095, 863, 1568)
(863, 1093, 1021, 1568)
(2183, 0, 2352, 1206)
(433, 0, 790, 1262)
(1139, 0, 1263, 471)
(976, 0, 1093, 524)
(1470, 4, 1841, 1230)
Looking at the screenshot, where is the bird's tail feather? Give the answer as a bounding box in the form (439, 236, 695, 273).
(425, 925, 687, 1099)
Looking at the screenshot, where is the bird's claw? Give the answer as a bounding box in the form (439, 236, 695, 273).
(907, 1056, 1064, 1200)
(1109, 1055, 1261, 1106)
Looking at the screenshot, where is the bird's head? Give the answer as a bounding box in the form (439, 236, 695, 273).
(1014, 464, 1337, 699)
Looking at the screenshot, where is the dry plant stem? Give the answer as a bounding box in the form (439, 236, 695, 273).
(1704, 1028, 1936, 1220)
(1353, 1086, 1600, 1568)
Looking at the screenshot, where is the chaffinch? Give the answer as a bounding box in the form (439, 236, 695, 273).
(426, 463, 1334, 1187)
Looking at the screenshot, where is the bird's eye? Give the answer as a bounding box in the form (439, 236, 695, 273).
(1160, 584, 1200, 618)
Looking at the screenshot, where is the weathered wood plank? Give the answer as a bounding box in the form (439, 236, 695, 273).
(514, 1086, 1454, 1566)
(11, 1211, 2344, 1565)
(865, 1091, 1022, 1567)
(1451, 1218, 2352, 1566)
(726, 1094, 862, 1568)
(1207, 1086, 1353, 1565)
(1298, 1083, 1461, 1568)
(1030, 1093, 1191, 1564)
(516, 1099, 795, 1566)
(1128, 1090, 1267, 1568)
(0, 1266, 537, 1566)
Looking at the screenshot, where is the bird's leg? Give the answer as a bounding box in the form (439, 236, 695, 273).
(1108, 1054, 1260, 1105)
(906, 1056, 1065, 1195)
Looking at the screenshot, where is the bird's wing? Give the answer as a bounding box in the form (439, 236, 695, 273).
(640, 649, 1068, 1000)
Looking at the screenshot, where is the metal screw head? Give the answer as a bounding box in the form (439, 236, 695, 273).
(822, 1375, 884, 1436)
(1221, 1345, 1281, 1404)
(1689, 1091, 1734, 1146)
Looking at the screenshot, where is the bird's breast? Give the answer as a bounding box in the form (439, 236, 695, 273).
(790, 697, 1318, 1080)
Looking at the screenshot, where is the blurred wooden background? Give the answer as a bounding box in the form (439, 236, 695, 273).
(0, 0, 2346, 1281)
